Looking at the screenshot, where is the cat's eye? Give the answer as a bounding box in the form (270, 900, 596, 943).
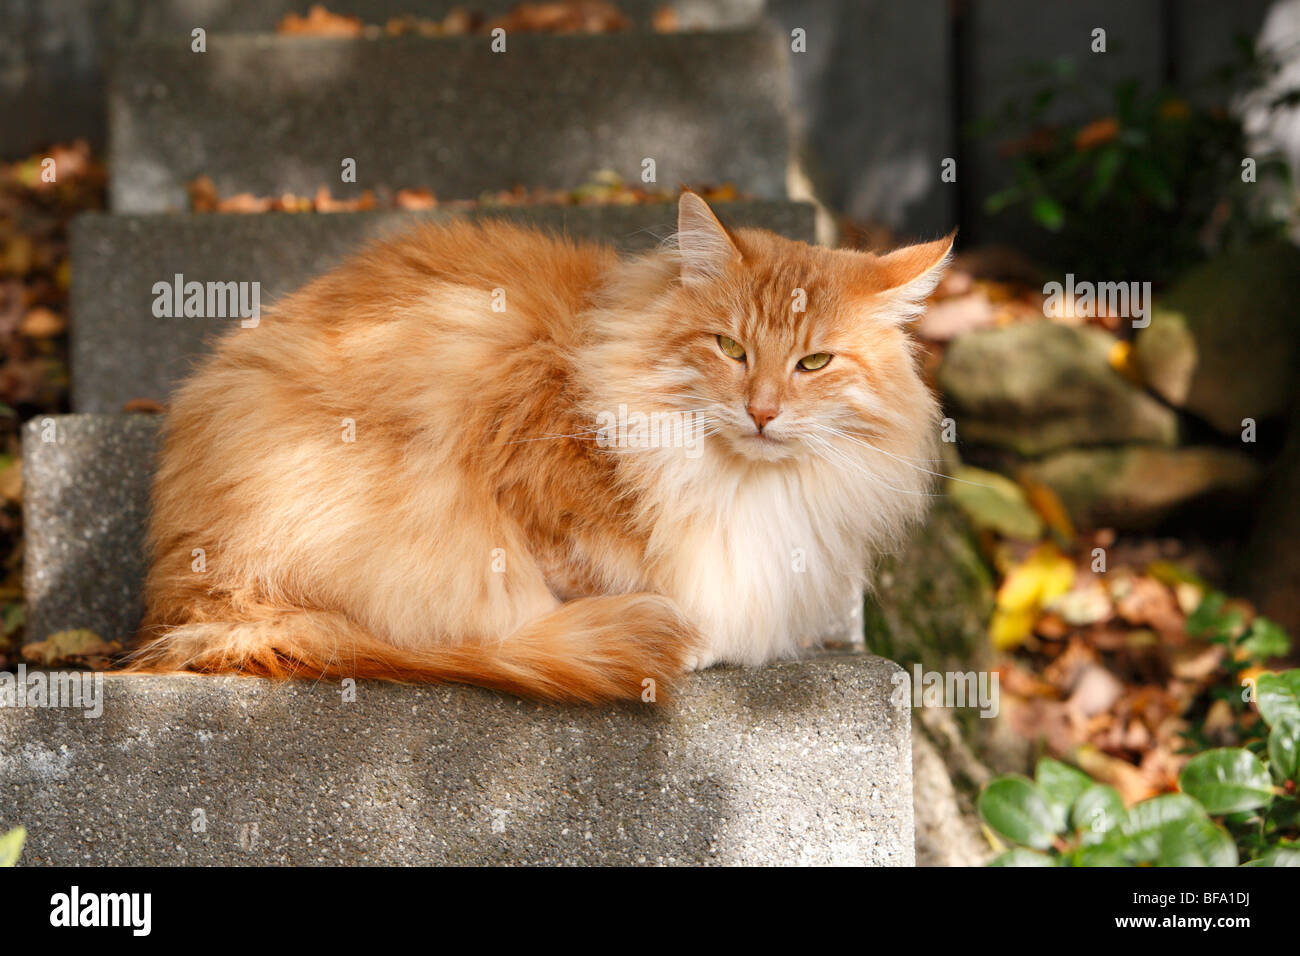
(716, 335, 747, 361)
(797, 352, 833, 371)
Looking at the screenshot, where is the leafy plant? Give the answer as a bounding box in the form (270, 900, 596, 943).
(976, 49, 1297, 281)
(980, 669, 1300, 866)
(1181, 591, 1290, 754)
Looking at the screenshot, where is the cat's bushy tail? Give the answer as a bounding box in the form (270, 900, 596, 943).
(129, 592, 699, 703)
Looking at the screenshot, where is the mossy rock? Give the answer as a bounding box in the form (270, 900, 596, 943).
(864, 499, 995, 674)
(1136, 241, 1300, 435)
(1020, 445, 1262, 530)
(938, 322, 1179, 457)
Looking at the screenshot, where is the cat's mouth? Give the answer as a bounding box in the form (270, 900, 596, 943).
(727, 429, 797, 462)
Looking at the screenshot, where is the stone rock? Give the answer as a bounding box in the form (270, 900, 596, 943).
(863, 499, 995, 675)
(937, 321, 1180, 457)
(912, 712, 992, 866)
(0, 658, 913, 865)
(1240, 394, 1300, 639)
(71, 202, 815, 413)
(21, 415, 160, 648)
(1135, 242, 1300, 435)
(109, 31, 792, 212)
(1020, 445, 1263, 530)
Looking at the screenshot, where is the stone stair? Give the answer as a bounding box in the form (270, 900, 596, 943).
(71, 202, 814, 412)
(4, 2, 915, 866)
(108, 30, 793, 212)
(0, 657, 910, 866)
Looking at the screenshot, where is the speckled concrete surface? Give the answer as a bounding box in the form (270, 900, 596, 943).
(109, 31, 792, 213)
(0, 653, 912, 865)
(21, 415, 160, 650)
(70, 202, 815, 412)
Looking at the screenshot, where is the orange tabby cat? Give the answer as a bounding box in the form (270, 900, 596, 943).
(133, 192, 951, 702)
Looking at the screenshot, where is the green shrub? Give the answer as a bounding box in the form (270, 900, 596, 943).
(980, 670, 1300, 866)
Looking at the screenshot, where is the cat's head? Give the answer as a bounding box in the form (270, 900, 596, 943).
(587, 191, 949, 482)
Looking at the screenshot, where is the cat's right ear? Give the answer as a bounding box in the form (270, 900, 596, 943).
(677, 190, 742, 283)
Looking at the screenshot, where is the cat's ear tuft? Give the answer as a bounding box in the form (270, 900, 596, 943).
(869, 230, 957, 322)
(676, 190, 742, 283)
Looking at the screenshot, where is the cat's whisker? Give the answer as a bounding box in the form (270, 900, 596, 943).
(810, 422, 945, 463)
(810, 423, 994, 490)
(804, 434, 941, 498)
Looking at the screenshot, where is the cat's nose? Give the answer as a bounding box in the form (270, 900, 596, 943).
(747, 401, 780, 431)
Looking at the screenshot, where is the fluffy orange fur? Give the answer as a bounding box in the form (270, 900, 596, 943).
(133, 193, 951, 702)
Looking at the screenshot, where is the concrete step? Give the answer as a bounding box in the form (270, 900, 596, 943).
(22, 415, 158, 650)
(113, 0, 766, 34)
(0, 656, 911, 865)
(69, 201, 815, 413)
(108, 30, 792, 213)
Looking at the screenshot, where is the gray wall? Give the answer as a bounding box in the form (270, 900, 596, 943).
(0, 0, 1282, 239)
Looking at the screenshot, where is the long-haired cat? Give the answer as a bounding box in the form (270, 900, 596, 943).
(133, 192, 951, 702)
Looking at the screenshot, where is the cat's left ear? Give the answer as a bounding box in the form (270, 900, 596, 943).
(677, 190, 743, 283)
(866, 230, 957, 322)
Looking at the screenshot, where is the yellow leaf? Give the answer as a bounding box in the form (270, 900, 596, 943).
(991, 606, 1037, 650)
(991, 543, 1076, 649)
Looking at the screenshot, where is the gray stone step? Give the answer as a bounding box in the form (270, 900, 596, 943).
(69, 201, 814, 413)
(108, 30, 792, 212)
(22, 415, 158, 650)
(0, 657, 911, 865)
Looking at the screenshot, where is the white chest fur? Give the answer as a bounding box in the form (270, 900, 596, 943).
(649, 462, 869, 666)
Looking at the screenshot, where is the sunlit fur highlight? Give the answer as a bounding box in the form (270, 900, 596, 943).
(133, 193, 951, 702)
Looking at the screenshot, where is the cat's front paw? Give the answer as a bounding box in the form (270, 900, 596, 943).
(682, 650, 717, 672)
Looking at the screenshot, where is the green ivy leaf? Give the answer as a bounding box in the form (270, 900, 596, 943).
(1031, 195, 1066, 231)
(1156, 817, 1239, 867)
(1268, 718, 1299, 784)
(1036, 758, 1094, 830)
(979, 776, 1062, 849)
(1121, 794, 1206, 861)
(1239, 618, 1291, 661)
(1186, 593, 1226, 638)
(1179, 748, 1274, 815)
(0, 826, 25, 867)
(1072, 784, 1126, 844)
(1256, 671, 1300, 729)
(1242, 847, 1300, 867)
(987, 848, 1057, 867)
(1070, 843, 1132, 866)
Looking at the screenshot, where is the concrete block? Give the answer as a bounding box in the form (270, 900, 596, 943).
(108, 31, 793, 212)
(0, 655, 913, 865)
(21, 414, 160, 648)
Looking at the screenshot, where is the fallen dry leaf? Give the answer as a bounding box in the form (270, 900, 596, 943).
(19, 306, 64, 338)
(123, 398, 167, 414)
(22, 629, 122, 667)
(278, 4, 364, 36)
